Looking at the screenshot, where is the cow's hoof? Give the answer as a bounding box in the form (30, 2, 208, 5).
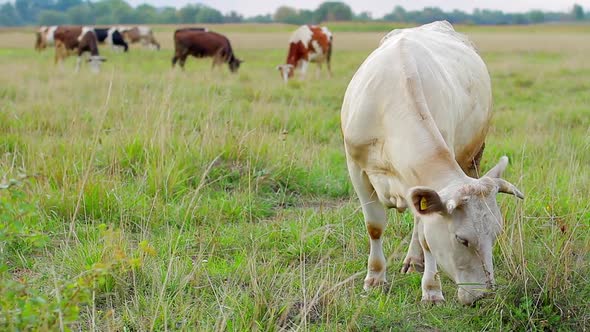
(401, 256, 424, 273)
(421, 294, 445, 305)
(363, 277, 387, 291)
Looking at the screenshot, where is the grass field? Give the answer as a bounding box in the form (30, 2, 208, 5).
(0, 23, 589, 331)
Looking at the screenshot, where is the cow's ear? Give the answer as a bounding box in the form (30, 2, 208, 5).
(409, 187, 445, 215)
(485, 156, 508, 178)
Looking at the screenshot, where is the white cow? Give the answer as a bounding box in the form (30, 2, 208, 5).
(341, 21, 523, 305)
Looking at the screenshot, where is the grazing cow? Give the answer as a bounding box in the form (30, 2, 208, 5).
(175, 27, 208, 33)
(119, 26, 160, 50)
(276, 25, 332, 83)
(172, 29, 242, 73)
(35, 26, 58, 51)
(54, 26, 106, 73)
(341, 21, 523, 305)
(94, 27, 129, 52)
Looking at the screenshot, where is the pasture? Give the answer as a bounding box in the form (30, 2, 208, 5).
(0, 23, 589, 330)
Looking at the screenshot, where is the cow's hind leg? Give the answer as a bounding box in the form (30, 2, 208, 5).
(299, 60, 309, 80)
(315, 62, 322, 79)
(178, 56, 187, 70)
(401, 216, 424, 273)
(346, 155, 388, 290)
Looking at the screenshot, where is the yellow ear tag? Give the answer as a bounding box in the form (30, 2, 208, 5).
(420, 197, 428, 211)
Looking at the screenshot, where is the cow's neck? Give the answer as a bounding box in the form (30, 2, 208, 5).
(392, 117, 469, 192)
(89, 39, 99, 56)
(405, 152, 468, 192)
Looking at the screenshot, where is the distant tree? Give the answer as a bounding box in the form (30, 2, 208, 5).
(195, 6, 223, 23)
(135, 4, 158, 24)
(383, 6, 406, 22)
(416, 7, 445, 23)
(178, 4, 200, 23)
(0, 3, 22, 26)
(224, 11, 243, 23)
(158, 7, 179, 24)
(528, 10, 545, 23)
(66, 4, 94, 25)
(314, 1, 352, 22)
(15, 0, 36, 23)
(447, 9, 469, 24)
(245, 14, 272, 23)
(54, 0, 82, 11)
(473, 9, 511, 24)
(354, 11, 372, 21)
(273, 6, 297, 22)
(38, 10, 68, 25)
(298, 9, 314, 23)
(512, 13, 529, 24)
(572, 4, 584, 20)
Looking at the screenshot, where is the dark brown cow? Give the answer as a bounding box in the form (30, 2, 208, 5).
(172, 29, 242, 73)
(277, 25, 333, 83)
(54, 26, 105, 73)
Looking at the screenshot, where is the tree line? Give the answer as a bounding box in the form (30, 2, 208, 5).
(0, 0, 587, 27)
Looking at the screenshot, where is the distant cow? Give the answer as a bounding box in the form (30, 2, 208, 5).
(276, 25, 332, 83)
(119, 26, 160, 50)
(172, 29, 243, 73)
(341, 21, 524, 306)
(94, 27, 129, 52)
(54, 26, 106, 73)
(175, 27, 208, 33)
(35, 26, 58, 51)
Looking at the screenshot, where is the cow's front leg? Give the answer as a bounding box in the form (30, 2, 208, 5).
(402, 216, 424, 273)
(346, 157, 388, 290)
(420, 247, 444, 303)
(316, 63, 322, 79)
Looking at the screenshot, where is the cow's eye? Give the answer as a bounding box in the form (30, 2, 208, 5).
(455, 235, 469, 247)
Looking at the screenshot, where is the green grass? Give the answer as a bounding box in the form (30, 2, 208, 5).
(1, 25, 589, 331)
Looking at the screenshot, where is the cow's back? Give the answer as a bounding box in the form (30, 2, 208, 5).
(175, 30, 230, 56)
(342, 21, 491, 175)
(54, 26, 83, 49)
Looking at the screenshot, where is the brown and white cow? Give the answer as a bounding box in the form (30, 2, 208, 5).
(341, 21, 523, 305)
(54, 26, 106, 73)
(276, 25, 332, 83)
(35, 26, 58, 51)
(172, 29, 242, 73)
(118, 26, 160, 50)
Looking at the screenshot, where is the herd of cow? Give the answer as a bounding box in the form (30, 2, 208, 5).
(34, 24, 333, 80)
(33, 21, 523, 306)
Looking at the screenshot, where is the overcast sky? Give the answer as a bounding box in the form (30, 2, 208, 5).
(124, 1, 589, 18)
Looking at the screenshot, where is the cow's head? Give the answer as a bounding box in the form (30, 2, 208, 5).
(276, 64, 295, 83)
(87, 55, 107, 73)
(229, 58, 243, 73)
(408, 156, 523, 305)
